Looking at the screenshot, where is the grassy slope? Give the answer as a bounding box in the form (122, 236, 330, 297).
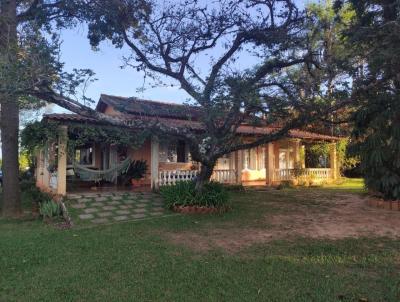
(1, 179, 399, 302)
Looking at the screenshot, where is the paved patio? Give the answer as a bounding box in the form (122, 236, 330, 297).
(66, 192, 169, 226)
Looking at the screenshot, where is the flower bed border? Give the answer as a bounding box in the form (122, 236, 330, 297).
(172, 205, 228, 214)
(367, 199, 400, 211)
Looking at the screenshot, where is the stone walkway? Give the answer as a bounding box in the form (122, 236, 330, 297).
(66, 192, 169, 225)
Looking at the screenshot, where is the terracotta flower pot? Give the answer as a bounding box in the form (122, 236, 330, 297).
(391, 201, 400, 211)
(131, 178, 145, 187)
(384, 201, 392, 210)
(377, 199, 385, 209)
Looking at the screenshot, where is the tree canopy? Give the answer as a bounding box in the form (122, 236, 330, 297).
(335, 0, 400, 199)
(24, 0, 349, 189)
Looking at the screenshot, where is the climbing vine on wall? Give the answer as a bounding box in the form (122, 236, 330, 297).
(304, 139, 360, 174)
(21, 120, 150, 158)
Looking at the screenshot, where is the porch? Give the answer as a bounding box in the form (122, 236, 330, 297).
(35, 126, 338, 196)
(156, 138, 338, 187)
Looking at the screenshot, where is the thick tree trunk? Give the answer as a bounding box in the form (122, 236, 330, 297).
(195, 161, 216, 192)
(0, 0, 22, 217)
(0, 99, 21, 217)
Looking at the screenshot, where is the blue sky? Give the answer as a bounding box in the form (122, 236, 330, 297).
(54, 0, 308, 113)
(57, 26, 189, 112)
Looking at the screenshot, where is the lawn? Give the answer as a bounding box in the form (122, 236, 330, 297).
(1, 179, 399, 301)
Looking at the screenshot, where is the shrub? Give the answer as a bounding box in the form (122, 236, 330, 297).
(21, 180, 52, 205)
(119, 160, 148, 185)
(160, 181, 229, 209)
(39, 200, 61, 219)
(225, 184, 245, 192)
(276, 181, 292, 190)
(127, 160, 148, 180)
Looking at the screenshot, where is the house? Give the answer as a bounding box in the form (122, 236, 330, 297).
(35, 94, 340, 196)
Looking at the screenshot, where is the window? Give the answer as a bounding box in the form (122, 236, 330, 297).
(243, 147, 265, 170)
(279, 148, 294, 169)
(159, 140, 188, 163)
(257, 147, 266, 170)
(69, 145, 94, 166)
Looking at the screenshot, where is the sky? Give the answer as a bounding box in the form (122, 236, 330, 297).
(51, 0, 309, 113)
(56, 26, 189, 113)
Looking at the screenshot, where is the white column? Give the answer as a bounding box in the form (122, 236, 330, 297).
(285, 140, 290, 170)
(229, 152, 235, 183)
(151, 136, 159, 190)
(57, 126, 68, 196)
(330, 142, 338, 180)
(42, 144, 51, 191)
(293, 139, 301, 168)
(235, 150, 243, 184)
(109, 145, 118, 184)
(300, 145, 306, 168)
(265, 143, 275, 185)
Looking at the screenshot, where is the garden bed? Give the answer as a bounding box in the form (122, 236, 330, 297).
(367, 199, 400, 211)
(172, 205, 228, 214)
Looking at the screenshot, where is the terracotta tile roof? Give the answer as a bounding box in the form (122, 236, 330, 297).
(97, 94, 203, 120)
(44, 113, 99, 123)
(44, 113, 340, 141)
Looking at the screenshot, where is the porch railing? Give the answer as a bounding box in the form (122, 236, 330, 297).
(158, 170, 199, 186)
(211, 169, 236, 184)
(274, 168, 332, 182)
(158, 169, 237, 186)
(273, 169, 296, 181)
(303, 168, 332, 179)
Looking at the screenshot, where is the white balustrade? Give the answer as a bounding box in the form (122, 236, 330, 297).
(158, 169, 237, 186)
(274, 168, 332, 181)
(211, 169, 236, 184)
(158, 170, 199, 186)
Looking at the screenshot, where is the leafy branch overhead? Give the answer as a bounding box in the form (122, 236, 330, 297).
(21, 120, 151, 157)
(9, 0, 351, 192)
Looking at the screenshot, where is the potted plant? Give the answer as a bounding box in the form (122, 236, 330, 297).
(126, 160, 148, 186)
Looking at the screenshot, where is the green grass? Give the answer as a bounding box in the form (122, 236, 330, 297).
(1, 178, 399, 301)
(322, 178, 366, 191)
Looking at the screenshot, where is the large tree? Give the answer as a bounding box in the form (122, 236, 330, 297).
(33, 0, 348, 191)
(0, 0, 88, 217)
(335, 0, 400, 199)
(0, 0, 20, 217)
(1, 0, 348, 209)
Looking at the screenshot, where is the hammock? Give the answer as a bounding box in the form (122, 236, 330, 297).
(73, 158, 132, 183)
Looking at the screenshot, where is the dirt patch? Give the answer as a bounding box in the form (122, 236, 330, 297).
(165, 193, 400, 253)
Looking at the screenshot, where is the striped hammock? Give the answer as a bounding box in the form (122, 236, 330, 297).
(73, 158, 132, 183)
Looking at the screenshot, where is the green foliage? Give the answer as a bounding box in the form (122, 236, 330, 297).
(21, 120, 149, 160)
(337, 0, 400, 199)
(160, 181, 229, 209)
(39, 200, 61, 219)
(276, 181, 293, 190)
(20, 121, 59, 155)
(336, 139, 360, 173)
(119, 160, 148, 185)
(67, 123, 149, 153)
(20, 180, 53, 205)
(225, 184, 245, 192)
(19, 150, 32, 172)
(305, 143, 330, 168)
(305, 139, 360, 175)
(125, 160, 148, 180)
